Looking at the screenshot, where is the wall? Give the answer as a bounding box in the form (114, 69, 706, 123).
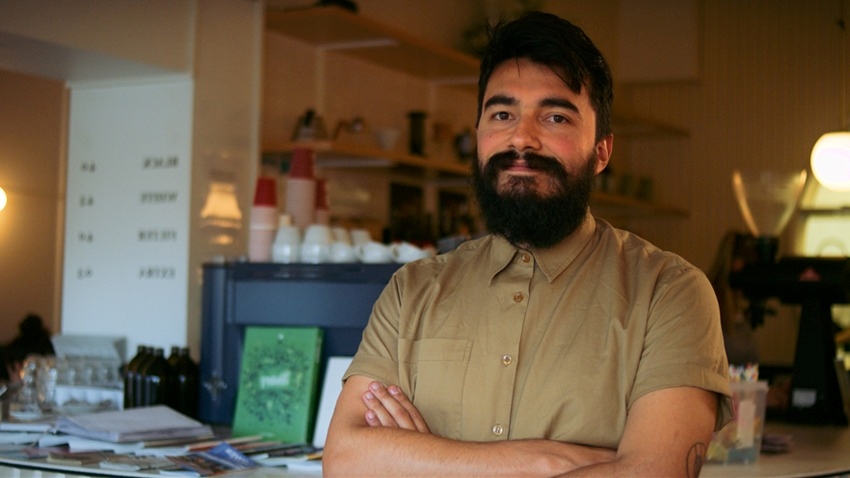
(0, 69, 66, 343)
(0, 0, 192, 75)
(614, 0, 848, 365)
(0, 0, 263, 358)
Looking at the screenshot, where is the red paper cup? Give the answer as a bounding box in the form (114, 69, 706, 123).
(315, 179, 329, 210)
(253, 177, 277, 206)
(289, 148, 314, 179)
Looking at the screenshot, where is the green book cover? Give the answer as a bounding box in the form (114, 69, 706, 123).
(232, 326, 324, 443)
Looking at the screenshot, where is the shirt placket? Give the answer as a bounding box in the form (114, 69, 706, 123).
(487, 250, 534, 440)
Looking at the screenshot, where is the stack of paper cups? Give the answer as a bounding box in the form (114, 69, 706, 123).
(249, 176, 278, 262)
(285, 147, 316, 229)
(314, 178, 330, 225)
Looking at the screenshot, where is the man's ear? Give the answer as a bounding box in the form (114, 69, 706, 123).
(594, 134, 613, 174)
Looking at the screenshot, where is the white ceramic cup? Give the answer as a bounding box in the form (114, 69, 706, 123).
(300, 242, 330, 263)
(274, 225, 300, 244)
(300, 224, 332, 263)
(355, 241, 394, 263)
(303, 224, 333, 245)
(332, 227, 352, 245)
(375, 128, 401, 151)
(330, 242, 358, 263)
(272, 225, 301, 263)
(273, 242, 300, 263)
(391, 241, 431, 263)
(350, 228, 372, 246)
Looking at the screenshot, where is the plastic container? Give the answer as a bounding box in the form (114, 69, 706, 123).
(707, 380, 768, 464)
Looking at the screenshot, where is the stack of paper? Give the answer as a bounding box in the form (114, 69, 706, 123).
(55, 405, 213, 443)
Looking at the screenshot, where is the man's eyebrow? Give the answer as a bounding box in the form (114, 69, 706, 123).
(540, 97, 580, 114)
(483, 94, 515, 109)
(483, 95, 581, 116)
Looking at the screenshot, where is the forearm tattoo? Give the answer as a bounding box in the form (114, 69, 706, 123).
(686, 442, 707, 477)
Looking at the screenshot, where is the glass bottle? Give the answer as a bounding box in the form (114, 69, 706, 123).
(142, 348, 174, 407)
(133, 346, 156, 408)
(123, 345, 150, 409)
(173, 347, 199, 418)
(167, 346, 180, 367)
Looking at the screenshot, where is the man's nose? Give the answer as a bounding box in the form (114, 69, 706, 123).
(509, 116, 542, 151)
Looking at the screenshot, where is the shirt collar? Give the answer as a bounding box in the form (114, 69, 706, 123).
(486, 211, 597, 284)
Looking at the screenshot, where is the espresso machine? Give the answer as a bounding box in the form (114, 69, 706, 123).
(729, 169, 850, 425)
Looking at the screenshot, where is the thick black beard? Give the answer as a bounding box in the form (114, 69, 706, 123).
(472, 150, 596, 249)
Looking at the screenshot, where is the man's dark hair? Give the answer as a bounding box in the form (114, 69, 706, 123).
(476, 11, 614, 142)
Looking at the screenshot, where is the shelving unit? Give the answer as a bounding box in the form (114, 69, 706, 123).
(263, 141, 470, 177)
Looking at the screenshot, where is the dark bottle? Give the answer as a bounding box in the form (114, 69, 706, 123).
(408, 111, 427, 156)
(141, 348, 174, 407)
(167, 346, 180, 367)
(172, 347, 199, 418)
(133, 346, 156, 408)
(123, 345, 150, 409)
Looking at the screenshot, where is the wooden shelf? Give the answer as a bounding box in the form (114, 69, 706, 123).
(263, 141, 471, 177)
(265, 6, 479, 85)
(263, 142, 688, 217)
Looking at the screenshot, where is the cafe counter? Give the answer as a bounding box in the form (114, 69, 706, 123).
(702, 422, 850, 477)
(1, 423, 850, 477)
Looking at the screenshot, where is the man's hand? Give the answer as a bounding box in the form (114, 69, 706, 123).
(362, 381, 431, 433)
(325, 375, 620, 477)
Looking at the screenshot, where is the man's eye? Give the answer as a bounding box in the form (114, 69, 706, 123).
(550, 114, 569, 123)
(493, 111, 511, 121)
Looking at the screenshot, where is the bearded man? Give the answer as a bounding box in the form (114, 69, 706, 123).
(324, 11, 732, 478)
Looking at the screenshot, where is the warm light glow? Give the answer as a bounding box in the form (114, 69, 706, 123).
(200, 181, 243, 245)
(811, 132, 850, 191)
(0, 186, 7, 211)
(200, 181, 243, 227)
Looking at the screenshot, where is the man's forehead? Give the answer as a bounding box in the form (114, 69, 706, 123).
(484, 61, 588, 108)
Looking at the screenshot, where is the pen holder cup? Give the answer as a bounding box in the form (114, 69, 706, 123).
(707, 380, 768, 465)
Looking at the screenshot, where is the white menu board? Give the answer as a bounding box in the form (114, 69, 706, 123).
(62, 79, 193, 352)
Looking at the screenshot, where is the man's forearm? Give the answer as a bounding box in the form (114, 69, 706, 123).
(323, 425, 614, 477)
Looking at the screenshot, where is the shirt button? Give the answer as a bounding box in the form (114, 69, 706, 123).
(501, 354, 513, 366)
(492, 424, 504, 436)
(513, 292, 524, 303)
(521, 253, 531, 263)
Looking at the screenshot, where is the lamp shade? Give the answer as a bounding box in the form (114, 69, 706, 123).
(0, 186, 6, 211)
(811, 131, 850, 191)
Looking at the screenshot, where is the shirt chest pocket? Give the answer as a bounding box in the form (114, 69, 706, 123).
(398, 338, 472, 439)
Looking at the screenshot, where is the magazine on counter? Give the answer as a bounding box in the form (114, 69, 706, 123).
(164, 442, 258, 476)
(55, 405, 213, 443)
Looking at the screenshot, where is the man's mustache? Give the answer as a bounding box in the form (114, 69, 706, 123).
(485, 150, 566, 176)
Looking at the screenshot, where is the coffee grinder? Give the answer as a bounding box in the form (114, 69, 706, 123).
(729, 169, 850, 425)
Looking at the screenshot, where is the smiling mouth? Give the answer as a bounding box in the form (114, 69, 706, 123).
(503, 158, 555, 176)
(486, 150, 565, 178)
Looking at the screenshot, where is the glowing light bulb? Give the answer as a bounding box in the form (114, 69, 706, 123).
(811, 132, 850, 191)
(0, 186, 7, 211)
